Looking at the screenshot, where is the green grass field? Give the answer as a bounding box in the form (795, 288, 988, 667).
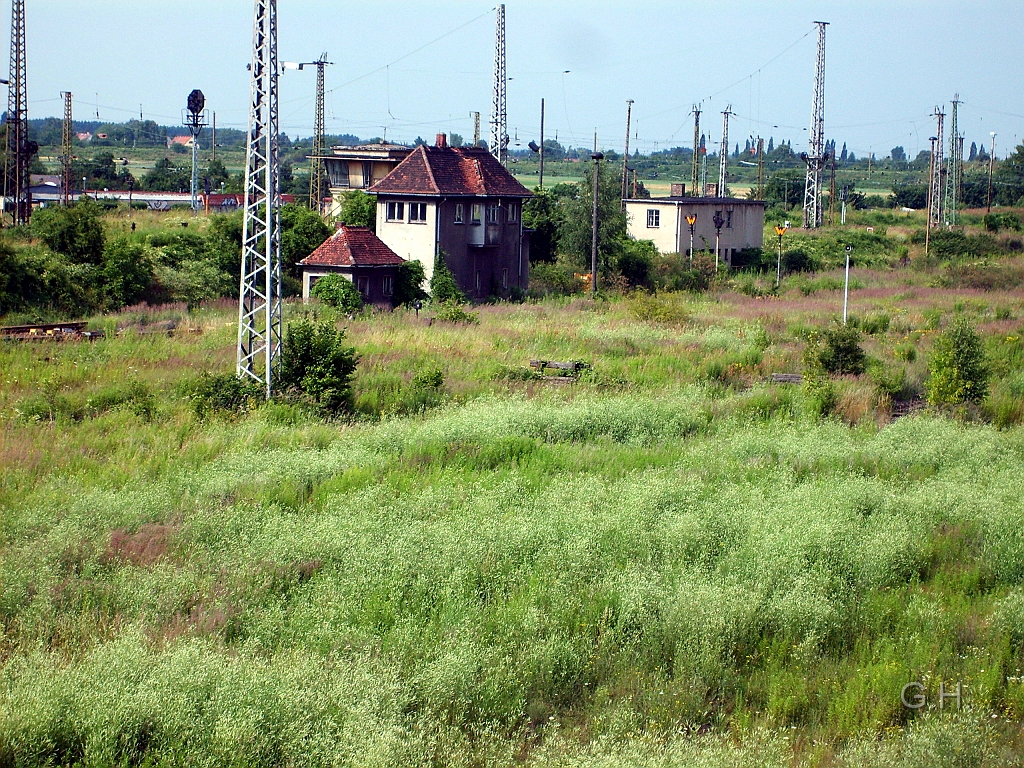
(3, 253, 1024, 765)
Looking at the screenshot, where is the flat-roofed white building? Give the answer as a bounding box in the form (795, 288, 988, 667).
(625, 196, 765, 266)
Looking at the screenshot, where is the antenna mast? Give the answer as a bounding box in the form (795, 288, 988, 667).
(718, 105, 732, 197)
(929, 106, 945, 228)
(621, 99, 633, 205)
(691, 105, 701, 197)
(237, 0, 282, 398)
(60, 92, 73, 206)
(943, 95, 961, 226)
(489, 4, 507, 165)
(5, 0, 30, 225)
(802, 21, 829, 228)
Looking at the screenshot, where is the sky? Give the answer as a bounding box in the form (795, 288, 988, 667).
(19, 0, 1024, 160)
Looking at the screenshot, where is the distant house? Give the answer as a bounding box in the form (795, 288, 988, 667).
(624, 193, 765, 266)
(369, 133, 532, 300)
(75, 132, 92, 143)
(315, 143, 412, 216)
(167, 135, 195, 149)
(298, 225, 405, 306)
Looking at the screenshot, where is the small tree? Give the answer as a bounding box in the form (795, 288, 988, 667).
(336, 190, 377, 230)
(394, 260, 428, 307)
(278, 318, 359, 415)
(927, 316, 989, 406)
(804, 324, 867, 376)
(30, 199, 105, 264)
(102, 238, 153, 309)
(310, 273, 364, 313)
(430, 251, 466, 304)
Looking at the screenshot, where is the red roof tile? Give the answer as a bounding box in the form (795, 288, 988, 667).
(369, 145, 532, 198)
(299, 226, 405, 268)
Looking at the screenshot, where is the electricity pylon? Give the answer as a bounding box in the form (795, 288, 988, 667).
(60, 91, 73, 206)
(943, 95, 961, 226)
(4, 0, 30, 225)
(691, 105, 701, 197)
(489, 4, 508, 165)
(718, 105, 732, 197)
(929, 106, 945, 228)
(802, 21, 829, 229)
(237, 0, 282, 398)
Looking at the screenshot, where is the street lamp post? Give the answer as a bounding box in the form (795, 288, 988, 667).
(712, 211, 724, 271)
(82, 176, 88, 202)
(686, 214, 697, 262)
(843, 244, 852, 325)
(774, 224, 787, 289)
(987, 132, 996, 213)
(590, 152, 604, 295)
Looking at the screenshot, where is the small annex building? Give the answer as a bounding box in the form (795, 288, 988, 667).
(370, 133, 532, 301)
(624, 196, 765, 266)
(298, 225, 405, 307)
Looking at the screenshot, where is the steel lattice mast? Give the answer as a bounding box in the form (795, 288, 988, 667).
(60, 91, 72, 206)
(802, 21, 829, 229)
(309, 54, 329, 214)
(237, 0, 282, 397)
(929, 106, 945, 228)
(718, 105, 732, 197)
(691, 105, 701, 197)
(5, 0, 29, 225)
(620, 99, 633, 205)
(489, 4, 507, 165)
(944, 95, 961, 226)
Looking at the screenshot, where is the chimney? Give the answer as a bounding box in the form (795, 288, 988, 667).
(670, 183, 686, 197)
(435, 133, 448, 148)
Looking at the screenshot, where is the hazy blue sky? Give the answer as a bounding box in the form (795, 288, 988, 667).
(21, 1, 1024, 158)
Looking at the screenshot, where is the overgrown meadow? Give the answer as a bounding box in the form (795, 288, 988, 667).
(3, 267, 1024, 766)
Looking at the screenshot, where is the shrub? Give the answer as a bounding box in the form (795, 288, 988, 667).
(430, 251, 466, 304)
(434, 300, 479, 324)
(101, 238, 154, 310)
(926, 316, 989, 406)
(617, 239, 656, 287)
(394, 260, 428, 307)
(278, 318, 359, 415)
(412, 367, 444, 391)
(310, 274, 364, 313)
(983, 212, 1022, 233)
(804, 324, 867, 376)
(782, 248, 815, 274)
(30, 199, 105, 264)
(186, 372, 264, 417)
(628, 292, 690, 324)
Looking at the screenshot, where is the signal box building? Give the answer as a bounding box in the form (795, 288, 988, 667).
(317, 143, 412, 216)
(625, 195, 765, 266)
(298, 225, 405, 307)
(370, 134, 532, 300)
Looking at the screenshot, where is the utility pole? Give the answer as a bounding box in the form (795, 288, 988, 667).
(472, 111, 481, 146)
(828, 153, 836, 225)
(943, 95, 961, 226)
(60, 92, 73, 207)
(802, 21, 829, 229)
(590, 152, 603, 295)
(700, 135, 707, 196)
(4, 0, 30, 225)
(691, 104, 701, 198)
(621, 99, 633, 207)
(928, 107, 945, 228)
(538, 98, 545, 189)
(926, 136, 936, 257)
(489, 4, 508, 165)
(987, 132, 996, 213)
(718, 104, 732, 197)
(212, 111, 217, 163)
(238, 0, 282, 398)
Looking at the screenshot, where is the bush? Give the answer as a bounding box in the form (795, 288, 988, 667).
(278, 319, 359, 415)
(927, 316, 989, 406)
(781, 248, 815, 274)
(30, 199, 105, 264)
(186, 372, 264, 418)
(430, 251, 466, 304)
(983, 212, 1022, 233)
(393, 260, 428, 307)
(804, 324, 867, 376)
(101, 238, 154, 310)
(650, 252, 717, 292)
(617, 239, 657, 287)
(434, 299, 479, 324)
(310, 274, 364, 313)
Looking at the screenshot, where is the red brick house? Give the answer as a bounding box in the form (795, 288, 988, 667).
(369, 134, 532, 300)
(298, 226, 405, 307)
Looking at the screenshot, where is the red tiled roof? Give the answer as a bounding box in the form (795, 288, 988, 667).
(299, 226, 405, 268)
(369, 145, 532, 197)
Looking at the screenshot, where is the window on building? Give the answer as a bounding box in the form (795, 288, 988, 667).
(362, 161, 374, 188)
(507, 203, 518, 223)
(726, 210, 733, 228)
(471, 204, 482, 224)
(386, 201, 405, 222)
(382, 275, 394, 296)
(475, 271, 481, 292)
(502, 268, 508, 289)
(356, 276, 370, 297)
(487, 205, 500, 224)
(454, 203, 464, 224)
(409, 202, 427, 222)
(647, 209, 660, 228)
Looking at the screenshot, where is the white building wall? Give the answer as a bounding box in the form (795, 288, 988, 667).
(376, 200, 438, 283)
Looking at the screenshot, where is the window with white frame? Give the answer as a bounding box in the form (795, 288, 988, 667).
(470, 204, 482, 224)
(383, 276, 394, 296)
(487, 204, 499, 224)
(726, 210, 733, 228)
(507, 203, 518, 223)
(409, 202, 427, 222)
(356, 276, 370, 296)
(386, 201, 405, 222)
(454, 203, 464, 224)
(647, 208, 660, 228)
